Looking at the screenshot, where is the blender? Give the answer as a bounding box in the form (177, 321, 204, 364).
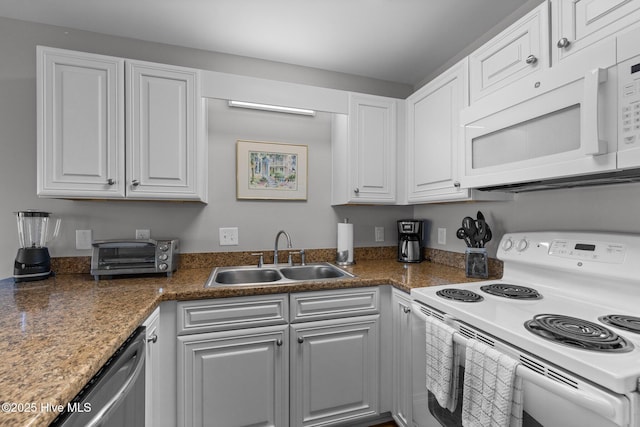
(14, 210, 61, 282)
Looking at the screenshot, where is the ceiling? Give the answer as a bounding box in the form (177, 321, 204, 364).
(0, 0, 533, 86)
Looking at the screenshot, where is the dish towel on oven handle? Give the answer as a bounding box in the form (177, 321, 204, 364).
(461, 339, 523, 427)
(424, 314, 461, 412)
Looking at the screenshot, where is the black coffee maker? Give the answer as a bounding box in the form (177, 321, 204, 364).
(397, 220, 424, 263)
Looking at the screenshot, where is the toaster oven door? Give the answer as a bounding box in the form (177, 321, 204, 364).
(92, 241, 157, 274)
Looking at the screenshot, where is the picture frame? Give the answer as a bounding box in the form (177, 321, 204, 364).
(236, 140, 308, 200)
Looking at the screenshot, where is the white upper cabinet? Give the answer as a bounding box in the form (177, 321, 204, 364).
(406, 58, 469, 203)
(551, 0, 640, 67)
(126, 61, 205, 200)
(37, 46, 207, 202)
(470, 1, 550, 104)
(332, 93, 398, 205)
(37, 47, 125, 198)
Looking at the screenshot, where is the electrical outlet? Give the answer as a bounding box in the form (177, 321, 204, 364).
(438, 228, 447, 245)
(375, 226, 384, 242)
(75, 230, 93, 250)
(136, 229, 150, 240)
(219, 227, 239, 246)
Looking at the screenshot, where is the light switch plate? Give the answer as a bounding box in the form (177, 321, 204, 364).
(219, 227, 239, 246)
(438, 228, 447, 245)
(76, 230, 93, 250)
(136, 229, 150, 240)
(375, 226, 384, 242)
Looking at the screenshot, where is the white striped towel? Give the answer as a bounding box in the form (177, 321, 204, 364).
(461, 339, 523, 427)
(425, 314, 460, 412)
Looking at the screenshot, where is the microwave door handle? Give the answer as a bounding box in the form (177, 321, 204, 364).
(582, 68, 608, 156)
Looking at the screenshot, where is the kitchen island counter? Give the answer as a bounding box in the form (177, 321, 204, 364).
(0, 258, 493, 427)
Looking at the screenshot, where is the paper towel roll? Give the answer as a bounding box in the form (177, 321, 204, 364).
(336, 221, 354, 265)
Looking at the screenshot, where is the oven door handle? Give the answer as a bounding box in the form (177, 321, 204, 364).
(451, 333, 620, 422)
(412, 304, 620, 423)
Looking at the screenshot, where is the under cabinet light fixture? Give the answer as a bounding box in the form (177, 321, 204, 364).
(228, 100, 316, 116)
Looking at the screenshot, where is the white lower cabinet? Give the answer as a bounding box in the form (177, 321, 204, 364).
(175, 288, 385, 427)
(178, 325, 289, 427)
(144, 307, 161, 427)
(391, 290, 412, 427)
(290, 316, 380, 427)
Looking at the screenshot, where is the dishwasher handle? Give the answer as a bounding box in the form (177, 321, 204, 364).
(85, 332, 146, 427)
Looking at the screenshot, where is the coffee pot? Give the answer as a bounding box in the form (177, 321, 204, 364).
(14, 210, 61, 282)
(397, 220, 424, 263)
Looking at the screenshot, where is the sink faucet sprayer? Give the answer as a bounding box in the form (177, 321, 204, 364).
(274, 230, 292, 264)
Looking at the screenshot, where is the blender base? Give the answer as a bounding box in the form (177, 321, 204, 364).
(14, 247, 53, 282)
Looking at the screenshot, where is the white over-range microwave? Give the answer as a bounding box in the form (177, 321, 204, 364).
(460, 26, 640, 191)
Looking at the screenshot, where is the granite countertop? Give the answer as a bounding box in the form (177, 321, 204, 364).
(0, 259, 493, 427)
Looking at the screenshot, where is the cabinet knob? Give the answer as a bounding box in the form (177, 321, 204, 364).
(525, 54, 537, 65)
(354, 188, 360, 194)
(276, 339, 283, 347)
(297, 337, 304, 344)
(147, 334, 158, 344)
(107, 178, 115, 185)
(453, 181, 461, 188)
(403, 306, 411, 314)
(557, 37, 571, 49)
(131, 179, 140, 187)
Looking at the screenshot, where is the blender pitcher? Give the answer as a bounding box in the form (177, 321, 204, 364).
(14, 210, 61, 282)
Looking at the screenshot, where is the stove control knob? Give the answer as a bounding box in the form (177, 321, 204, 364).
(516, 238, 529, 252)
(502, 238, 514, 251)
(158, 254, 169, 261)
(158, 263, 168, 271)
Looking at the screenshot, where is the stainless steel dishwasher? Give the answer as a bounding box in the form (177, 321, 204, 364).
(51, 326, 146, 427)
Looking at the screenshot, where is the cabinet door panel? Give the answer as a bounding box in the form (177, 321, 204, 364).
(552, 0, 640, 66)
(332, 94, 403, 204)
(290, 316, 379, 426)
(37, 47, 125, 197)
(357, 104, 387, 189)
(469, 2, 547, 103)
(179, 326, 288, 427)
(127, 61, 203, 200)
(391, 291, 412, 427)
(143, 308, 161, 427)
(406, 59, 469, 203)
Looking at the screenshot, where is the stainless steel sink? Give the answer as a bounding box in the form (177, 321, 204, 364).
(205, 262, 354, 287)
(279, 264, 346, 280)
(214, 268, 281, 285)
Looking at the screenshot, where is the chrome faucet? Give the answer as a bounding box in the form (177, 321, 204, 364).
(274, 230, 292, 264)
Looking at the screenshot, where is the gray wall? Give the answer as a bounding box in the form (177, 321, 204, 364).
(0, 16, 412, 278)
(5, 12, 640, 280)
(417, 184, 640, 258)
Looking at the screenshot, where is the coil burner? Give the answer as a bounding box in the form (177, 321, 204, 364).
(480, 283, 542, 299)
(599, 315, 640, 334)
(435, 288, 484, 303)
(525, 314, 633, 353)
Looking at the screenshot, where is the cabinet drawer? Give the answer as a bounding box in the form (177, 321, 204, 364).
(290, 287, 379, 323)
(177, 294, 288, 335)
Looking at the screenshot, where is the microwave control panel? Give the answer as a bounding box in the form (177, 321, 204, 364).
(620, 55, 640, 150)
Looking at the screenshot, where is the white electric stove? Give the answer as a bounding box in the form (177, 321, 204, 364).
(411, 231, 640, 427)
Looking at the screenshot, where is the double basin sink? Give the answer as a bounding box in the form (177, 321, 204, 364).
(205, 262, 355, 287)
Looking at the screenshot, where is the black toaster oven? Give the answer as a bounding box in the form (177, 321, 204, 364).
(90, 239, 179, 280)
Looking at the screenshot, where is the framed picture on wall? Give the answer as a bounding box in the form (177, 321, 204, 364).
(236, 140, 308, 200)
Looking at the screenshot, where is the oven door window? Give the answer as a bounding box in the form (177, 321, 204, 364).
(98, 245, 156, 270)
